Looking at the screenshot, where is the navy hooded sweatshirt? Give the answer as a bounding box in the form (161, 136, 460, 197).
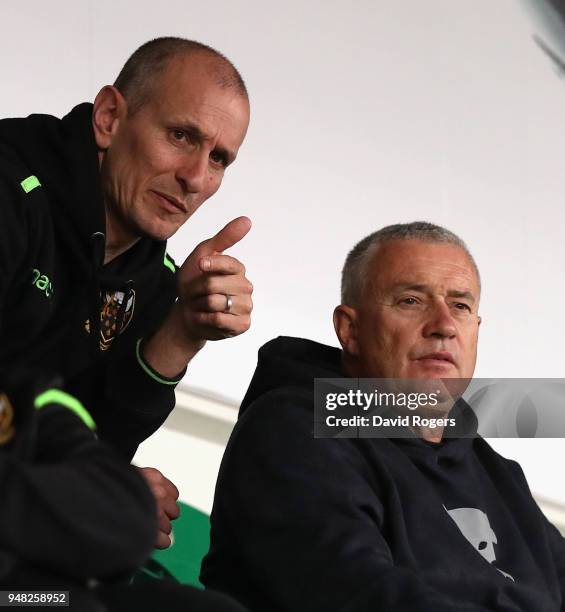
(201, 337, 565, 611)
(0, 104, 181, 458)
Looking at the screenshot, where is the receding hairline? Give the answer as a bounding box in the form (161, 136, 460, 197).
(366, 237, 480, 285)
(162, 47, 247, 89)
(113, 37, 248, 115)
(340, 222, 481, 306)
(155, 50, 248, 99)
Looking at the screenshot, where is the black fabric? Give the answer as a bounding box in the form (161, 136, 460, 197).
(97, 583, 248, 612)
(0, 374, 156, 589)
(0, 105, 179, 458)
(201, 336, 565, 611)
(6, 567, 247, 612)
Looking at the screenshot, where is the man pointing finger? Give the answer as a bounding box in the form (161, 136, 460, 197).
(0, 36, 252, 553)
(145, 216, 254, 377)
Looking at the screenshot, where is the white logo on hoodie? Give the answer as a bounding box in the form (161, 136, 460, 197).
(446, 506, 514, 581)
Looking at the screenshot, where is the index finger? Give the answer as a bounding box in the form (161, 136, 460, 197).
(204, 216, 251, 254)
(199, 254, 245, 275)
(162, 477, 180, 500)
(162, 497, 181, 520)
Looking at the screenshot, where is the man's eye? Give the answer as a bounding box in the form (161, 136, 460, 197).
(210, 151, 227, 167)
(399, 297, 420, 306)
(453, 302, 472, 312)
(171, 129, 193, 143)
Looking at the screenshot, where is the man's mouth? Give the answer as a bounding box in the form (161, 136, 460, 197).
(415, 352, 456, 366)
(151, 190, 188, 213)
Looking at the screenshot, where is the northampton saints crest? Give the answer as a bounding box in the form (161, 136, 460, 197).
(0, 392, 15, 445)
(85, 289, 136, 351)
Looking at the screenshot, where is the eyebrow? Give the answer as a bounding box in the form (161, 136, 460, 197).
(391, 283, 476, 304)
(176, 122, 236, 165)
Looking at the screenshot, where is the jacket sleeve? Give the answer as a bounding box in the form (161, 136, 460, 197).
(545, 518, 565, 612)
(95, 335, 182, 460)
(0, 387, 156, 580)
(0, 165, 34, 322)
(507, 460, 565, 610)
(202, 391, 523, 612)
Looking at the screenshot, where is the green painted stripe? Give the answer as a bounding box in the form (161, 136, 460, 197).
(20, 175, 41, 194)
(34, 389, 96, 430)
(163, 253, 176, 274)
(136, 339, 180, 385)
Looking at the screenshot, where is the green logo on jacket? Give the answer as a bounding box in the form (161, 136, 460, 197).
(31, 268, 53, 298)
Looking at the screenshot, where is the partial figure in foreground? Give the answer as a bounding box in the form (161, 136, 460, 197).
(202, 222, 565, 611)
(0, 370, 248, 611)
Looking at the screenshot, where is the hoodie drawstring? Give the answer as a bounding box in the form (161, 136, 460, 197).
(115, 279, 134, 338)
(89, 232, 105, 358)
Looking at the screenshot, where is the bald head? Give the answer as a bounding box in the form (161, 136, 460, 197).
(113, 37, 248, 115)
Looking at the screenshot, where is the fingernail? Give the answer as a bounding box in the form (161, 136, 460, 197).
(200, 257, 211, 271)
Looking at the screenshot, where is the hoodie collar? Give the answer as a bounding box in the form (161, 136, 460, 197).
(242, 336, 479, 465)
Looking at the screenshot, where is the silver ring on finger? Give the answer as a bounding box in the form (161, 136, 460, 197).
(224, 294, 233, 313)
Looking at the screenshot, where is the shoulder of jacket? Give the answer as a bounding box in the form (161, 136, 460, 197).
(0, 144, 45, 204)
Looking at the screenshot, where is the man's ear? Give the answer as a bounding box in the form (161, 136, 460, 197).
(333, 305, 360, 357)
(92, 85, 127, 151)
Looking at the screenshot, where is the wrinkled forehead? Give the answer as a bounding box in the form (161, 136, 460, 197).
(136, 54, 249, 153)
(362, 239, 481, 299)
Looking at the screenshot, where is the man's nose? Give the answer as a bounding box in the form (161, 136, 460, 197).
(176, 151, 208, 193)
(422, 301, 457, 339)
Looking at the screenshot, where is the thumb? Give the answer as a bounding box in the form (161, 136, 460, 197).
(201, 216, 252, 255)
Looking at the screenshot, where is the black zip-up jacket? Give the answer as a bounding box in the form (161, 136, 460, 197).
(0, 104, 181, 459)
(0, 370, 156, 586)
(201, 337, 565, 611)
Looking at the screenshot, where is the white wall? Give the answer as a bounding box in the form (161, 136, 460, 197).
(3, 0, 565, 503)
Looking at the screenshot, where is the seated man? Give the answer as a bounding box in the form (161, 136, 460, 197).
(201, 222, 565, 611)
